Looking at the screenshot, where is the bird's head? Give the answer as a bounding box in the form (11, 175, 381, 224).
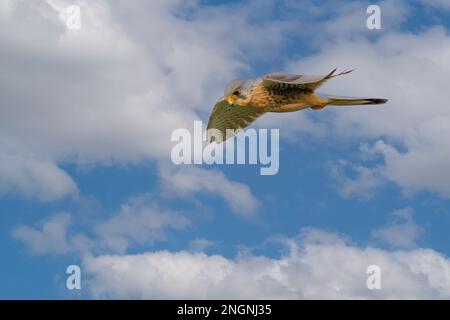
(223, 78, 253, 106)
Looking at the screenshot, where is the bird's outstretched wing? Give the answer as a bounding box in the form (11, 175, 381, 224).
(206, 99, 266, 143)
(262, 69, 353, 92)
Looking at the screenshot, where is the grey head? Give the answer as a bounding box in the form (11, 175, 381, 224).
(223, 78, 254, 105)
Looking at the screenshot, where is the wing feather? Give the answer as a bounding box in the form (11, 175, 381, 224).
(206, 99, 265, 143)
(262, 69, 353, 91)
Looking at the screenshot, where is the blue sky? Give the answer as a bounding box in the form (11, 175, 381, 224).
(1, 0, 450, 299)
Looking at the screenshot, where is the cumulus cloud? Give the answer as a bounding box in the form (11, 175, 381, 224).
(12, 210, 445, 299)
(95, 196, 190, 254)
(3, 0, 446, 202)
(373, 207, 424, 248)
(12, 213, 72, 254)
(2, 0, 448, 202)
(0, 0, 286, 200)
(330, 158, 383, 200)
(370, 138, 450, 197)
(160, 166, 259, 216)
(188, 238, 216, 253)
(0, 150, 77, 200)
(13, 196, 190, 255)
(83, 228, 450, 299)
(286, 26, 450, 198)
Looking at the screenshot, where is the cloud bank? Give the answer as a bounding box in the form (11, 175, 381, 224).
(0, 0, 285, 200)
(290, 27, 450, 198)
(84, 229, 450, 299)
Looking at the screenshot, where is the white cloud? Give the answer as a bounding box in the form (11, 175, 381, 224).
(95, 196, 190, 254)
(330, 159, 383, 200)
(11, 208, 446, 299)
(3, 0, 446, 202)
(0, 150, 77, 201)
(83, 228, 450, 299)
(188, 238, 216, 253)
(13, 196, 190, 255)
(0, 0, 286, 200)
(287, 27, 450, 198)
(371, 138, 450, 197)
(0, 0, 15, 15)
(12, 213, 72, 255)
(321, 0, 410, 40)
(160, 166, 259, 216)
(1, 0, 448, 202)
(271, 0, 410, 44)
(372, 207, 424, 248)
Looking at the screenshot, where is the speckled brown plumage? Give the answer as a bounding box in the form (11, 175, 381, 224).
(248, 82, 325, 112)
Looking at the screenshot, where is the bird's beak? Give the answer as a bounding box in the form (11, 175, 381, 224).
(226, 95, 237, 105)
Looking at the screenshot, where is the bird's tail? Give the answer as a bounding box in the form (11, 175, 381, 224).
(325, 95, 388, 106)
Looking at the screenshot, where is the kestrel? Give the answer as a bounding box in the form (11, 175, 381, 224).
(206, 69, 387, 143)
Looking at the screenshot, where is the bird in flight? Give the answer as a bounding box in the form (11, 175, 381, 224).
(206, 69, 387, 143)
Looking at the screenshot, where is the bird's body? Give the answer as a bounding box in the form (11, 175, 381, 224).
(247, 81, 323, 112)
(206, 69, 388, 143)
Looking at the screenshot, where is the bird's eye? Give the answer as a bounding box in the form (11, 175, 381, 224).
(233, 89, 240, 96)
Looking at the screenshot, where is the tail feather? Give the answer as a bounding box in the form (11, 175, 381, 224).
(326, 96, 388, 106)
